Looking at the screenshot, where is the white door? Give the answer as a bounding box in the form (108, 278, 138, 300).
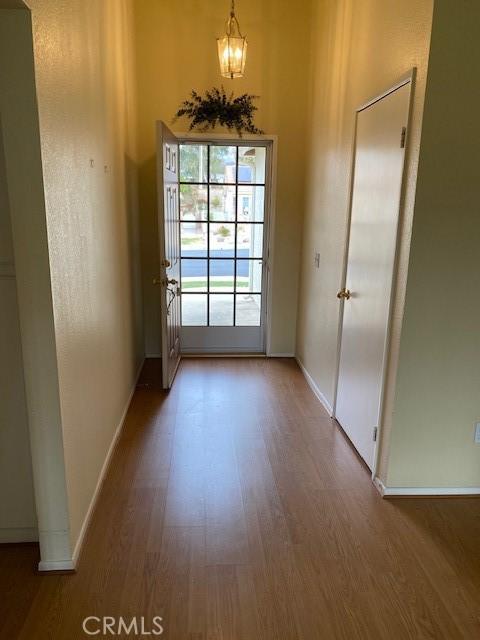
(178, 141, 271, 353)
(335, 82, 411, 469)
(156, 122, 181, 389)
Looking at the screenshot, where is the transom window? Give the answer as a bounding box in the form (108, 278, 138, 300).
(179, 143, 267, 327)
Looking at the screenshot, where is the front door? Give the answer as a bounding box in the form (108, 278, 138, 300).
(156, 121, 181, 388)
(335, 82, 412, 468)
(179, 141, 271, 353)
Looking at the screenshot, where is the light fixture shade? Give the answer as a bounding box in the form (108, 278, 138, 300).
(217, 5, 247, 79)
(217, 36, 247, 78)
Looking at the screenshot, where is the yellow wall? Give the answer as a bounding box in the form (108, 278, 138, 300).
(385, 1, 480, 488)
(296, 0, 433, 420)
(134, 0, 312, 355)
(28, 0, 144, 548)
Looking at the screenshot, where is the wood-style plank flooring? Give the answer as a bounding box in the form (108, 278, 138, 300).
(1, 358, 480, 639)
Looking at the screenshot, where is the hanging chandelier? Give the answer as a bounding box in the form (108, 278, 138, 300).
(217, 0, 247, 79)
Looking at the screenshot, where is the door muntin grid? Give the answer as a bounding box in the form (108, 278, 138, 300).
(179, 143, 267, 328)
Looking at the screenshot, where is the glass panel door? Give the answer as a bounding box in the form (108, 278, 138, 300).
(179, 141, 269, 353)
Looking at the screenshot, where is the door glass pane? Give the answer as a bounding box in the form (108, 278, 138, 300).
(235, 294, 261, 326)
(181, 259, 207, 292)
(180, 185, 207, 221)
(210, 223, 235, 257)
(237, 223, 263, 258)
(209, 185, 236, 221)
(180, 144, 208, 183)
(182, 294, 207, 326)
(210, 294, 234, 326)
(238, 147, 266, 184)
(237, 186, 264, 222)
(179, 142, 268, 332)
(209, 259, 234, 292)
(209, 146, 236, 183)
(236, 260, 262, 292)
(181, 222, 207, 257)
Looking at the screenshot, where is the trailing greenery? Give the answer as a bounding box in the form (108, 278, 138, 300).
(174, 87, 263, 136)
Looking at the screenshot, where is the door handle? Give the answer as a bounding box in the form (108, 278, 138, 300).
(337, 288, 351, 300)
(153, 277, 178, 286)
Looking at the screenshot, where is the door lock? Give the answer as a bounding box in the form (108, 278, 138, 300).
(337, 288, 351, 300)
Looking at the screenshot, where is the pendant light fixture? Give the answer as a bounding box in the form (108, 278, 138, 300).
(217, 0, 247, 79)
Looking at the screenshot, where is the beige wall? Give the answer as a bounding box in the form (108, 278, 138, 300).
(384, 1, 480, 488)
(296, 0, 433, 416)
(28, 0, 144, 549)
(134, 0, 312, 356)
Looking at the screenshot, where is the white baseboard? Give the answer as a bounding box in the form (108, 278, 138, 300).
(38, 558, 75, 572)
(268, 352, 295, 357)
(374, 477, 480, 497)
(68, 359, 145, 570)
(295, 357, 334, 416)
(145, 353, 161, 358)
(0, 527, 38, 543)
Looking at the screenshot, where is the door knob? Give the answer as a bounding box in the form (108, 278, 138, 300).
(337, 288, 351, 300)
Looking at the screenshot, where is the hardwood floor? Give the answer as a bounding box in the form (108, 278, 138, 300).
(1, 358, 480, 639)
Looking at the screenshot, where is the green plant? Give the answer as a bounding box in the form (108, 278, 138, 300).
(217, 225, 231, 238)
(174, 87, 263, 137)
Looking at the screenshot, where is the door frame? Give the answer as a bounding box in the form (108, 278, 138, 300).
(332, 69, 417, 480)
(175, 132, 278, 355)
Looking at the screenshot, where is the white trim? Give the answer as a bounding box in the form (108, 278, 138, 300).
(181, 347, 264, 354)
(357, 71, 415, 112)
(68, 359, 145, 569)
(182, 352, 265, 358)
(176, 131, 278, 144)
(264, 137, 278, 357)
(374, 478, 480, 497)
(38, 559, 75, 572)
(0, 527, 37, 543)
(296, 357, 334, 417)
(268, 352, 295, 357)
(145, 352, 162, 358)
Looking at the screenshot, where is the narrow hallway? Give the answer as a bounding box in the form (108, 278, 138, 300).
(2, 358, 480, 639)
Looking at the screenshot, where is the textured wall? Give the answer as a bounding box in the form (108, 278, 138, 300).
(386, 1, 480, 488)
(28, 0, 144, 547)
(133, 0, 312, 356)
(296, 0, 433, 456)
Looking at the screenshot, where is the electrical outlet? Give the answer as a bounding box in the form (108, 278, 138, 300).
(475, 423, 480, 444)
(314, 252, 320, 268)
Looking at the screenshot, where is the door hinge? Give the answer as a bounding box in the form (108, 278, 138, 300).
(373, 426, 378, 442)
(400, 126, 407, 149)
